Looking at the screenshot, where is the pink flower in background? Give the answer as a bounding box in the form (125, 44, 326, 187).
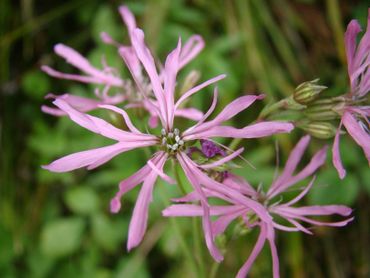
(163, 136, 353, 277)
(41, 43, 128, 115)
(43, 23, 294, 256)
(42, 6, 205, 127)
(333, 9, 370, 178)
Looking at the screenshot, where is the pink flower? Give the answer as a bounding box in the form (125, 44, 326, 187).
(163, 136, 353, 277)
(43, 24, 294, 255)
(333, 9, 370, 178)
(41, 43, 127, 115)
(42, 6, 205, 128)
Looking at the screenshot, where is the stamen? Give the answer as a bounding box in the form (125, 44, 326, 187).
(159, 127, 185, 154)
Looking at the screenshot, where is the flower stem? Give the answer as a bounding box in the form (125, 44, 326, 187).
(172, 160, 206, 277)
(193, 217, 206, 277)
(159, 186, 199, 277)
(172, 160, 187, 195)
(258, 97, 295, 121)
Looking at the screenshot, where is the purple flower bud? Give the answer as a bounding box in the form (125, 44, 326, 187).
(200, 140, 226, 158)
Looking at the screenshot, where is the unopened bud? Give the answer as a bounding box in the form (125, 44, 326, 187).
(299, 121, 337, 139)
(179, 70, 201, 95)
(304, 97, 345, 121)
(293, 79, 327, 105)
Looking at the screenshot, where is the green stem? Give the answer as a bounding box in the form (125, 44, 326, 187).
(172, 160, 206, 277)
(172, 160, 187, 195)
(159, 186, 198, 277)
(193, 217, 206, 277)
(326, 0, 345, 64)
(209, 259, 221, 278)
(258, 98, 291, 121)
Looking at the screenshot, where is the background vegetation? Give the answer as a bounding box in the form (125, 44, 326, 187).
(0, 0, 369, 277)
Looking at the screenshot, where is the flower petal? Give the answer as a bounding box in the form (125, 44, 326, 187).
(179, 35, 204, 69)
(174, 107, 204, 121)
(177, 153, 224, 262)
(332, 122, 346, 179)
(178, 153, 273, 227)
(269, 135, 311, 194)
(344, 20, 362, 77)
(110, 152, 164, 213)
(342, 111, 370, 163)
(53, 99, 157, 143)
(52, 44, 123, 86)
(42, 142, 128, 172)
(272, 145, 327, 197)
(184, 122, 294, 141)
(212, 209, 245, 237)
(276, 205, 352, 217)
(127, 153, 166, 250)
(42, 93, 125, 116)
(175, 74, 226, 110)
(236, 223, 267, 278)
(147, 154, 175, 184)
(119, 5, 137, 33)
(131, 29, 167, 127)
(127, 170, 157, 250)
(41, 65, 106, 84)
(98, 104, 142, 134)
(164, 39, 182, 128)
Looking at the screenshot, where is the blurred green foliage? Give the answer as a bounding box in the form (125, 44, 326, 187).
(1, 0, 369, 277)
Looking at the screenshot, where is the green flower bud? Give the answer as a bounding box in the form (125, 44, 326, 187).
(304, 97, 345, 121)
(298, 121, 337, 139)
(179, 70, 201, 95)
(293, 78, 327, 105)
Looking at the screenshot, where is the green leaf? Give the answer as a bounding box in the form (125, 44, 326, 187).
(115, 256, 149, 278)
(92, 213, 128, 252)
(21, 70, 50, 100)
(27, 249, 55, 278)
(0, 224, 14, 266)
(361, 167, 370, 195)
(40, 217, 85, 258)
(308, 169, 359, 206)
(64, 186, 100, 215)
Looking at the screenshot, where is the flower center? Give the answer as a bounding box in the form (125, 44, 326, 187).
(160, 128, 185, 154)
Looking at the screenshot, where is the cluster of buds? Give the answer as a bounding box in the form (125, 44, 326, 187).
(291, 79, 346, 139)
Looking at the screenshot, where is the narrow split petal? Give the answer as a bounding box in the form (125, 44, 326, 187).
(110, 152, 164, 213)
(42, 143, 128, 172)
(127, 153, 167, 250)
(236, 223, 267, 278)
(342, 111, 370, 162)
(179, 35, 205, 69)
(175, 74, 226, 110)
(332, 122, 346, 179)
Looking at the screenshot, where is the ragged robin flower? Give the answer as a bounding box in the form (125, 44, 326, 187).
(42, 15, 294, 259)
(332, 9, 370, 178)
(163, 135, 353, 278)
(41, 6, 205, 128)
